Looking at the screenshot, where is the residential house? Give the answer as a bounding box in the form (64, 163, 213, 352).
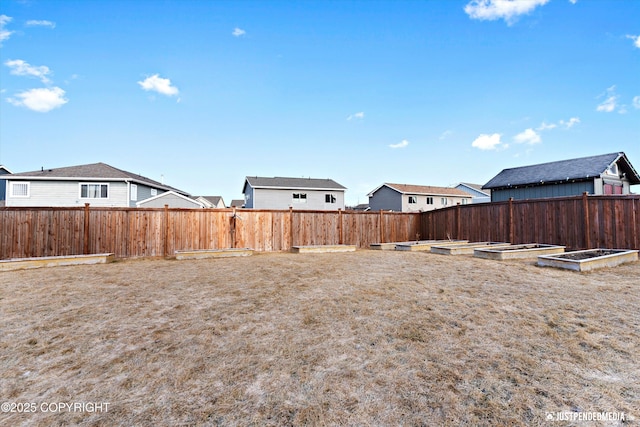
(368, 183, 472, 212)
(242, 176, 346, 210)
(455, 182, 491, 204)
(0, 165, 12, 204)
(136, 191, 205, 208)
(195, 196, 226, 208)
(4, 162, 190, 207)
(482, 152, 640, 202)
(229, 199, 245, 208)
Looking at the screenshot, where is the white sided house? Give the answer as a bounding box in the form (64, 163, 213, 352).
(242, 176, 346, 210)
(5, 162, 190, 207)
(368, 183, 472, 212)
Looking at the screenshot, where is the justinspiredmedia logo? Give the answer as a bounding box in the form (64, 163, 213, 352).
(545, 411, 632, 422)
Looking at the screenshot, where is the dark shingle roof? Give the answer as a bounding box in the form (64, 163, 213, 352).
(244, 176, 346, 191)
(483, 152, 640, 190)
(9, 162, 190, 195)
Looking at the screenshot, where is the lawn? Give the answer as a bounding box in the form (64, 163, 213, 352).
(1, 250, 638, 426)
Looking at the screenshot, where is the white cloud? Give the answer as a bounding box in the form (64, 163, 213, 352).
(514, 128, 541, 145)
(536, 122, 557, 131)
(26, 20, 56, 29)
(0, 14, 14, 46)
(7, 87, 68, 112)
(627, 35, 640, 49)
(569, 0, 577, 4)
(471, 133, 505, 150)
(559, 117, 580, 128)
(347, 111, 364, 121)
(5, 59, 52, 83)
(596, 85, 618, 113)
(389, 139, 409, 149)
(464, 0, 550, 25)
(138, 74, 179, 96)
(633, 96, 640, 109)
(232, 27, 246, 37)
(439, 130, 453, 140)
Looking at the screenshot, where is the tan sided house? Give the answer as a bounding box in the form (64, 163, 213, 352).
(368, 183, 472, 212)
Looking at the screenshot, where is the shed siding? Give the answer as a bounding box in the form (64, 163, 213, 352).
(5, 180, 129, 207)
(491, 181, 595, 202)
(138, 193, 201, 208)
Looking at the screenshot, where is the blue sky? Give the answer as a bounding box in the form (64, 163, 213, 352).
(1, 0, 639, 205)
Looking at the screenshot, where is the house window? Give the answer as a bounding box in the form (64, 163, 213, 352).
(80, 183, 109, 199)
(293, 193, 307, 203)
(462, 199, 468, 205)
(130, 184, 138, 201)
(325, 194, 336, 203)
(606, 164, 619, 176)
(426, 197, 434, 205)
(151, 188, 158, 196)
(10, 182, 30, 197)
(408, 196, 417, 204)
(441, 198, 448, 206)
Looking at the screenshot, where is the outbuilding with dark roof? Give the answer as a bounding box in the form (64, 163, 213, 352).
(482, 152, 640, 202)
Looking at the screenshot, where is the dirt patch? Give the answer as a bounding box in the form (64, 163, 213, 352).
(1, 251, 638, 426)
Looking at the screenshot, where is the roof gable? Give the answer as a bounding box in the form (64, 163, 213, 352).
(483, 152, 640, 189)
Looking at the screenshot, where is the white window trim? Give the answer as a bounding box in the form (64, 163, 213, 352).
(79, 183, 110, 199)
(10, 182, 30, 198)
(293, 193, 307, 203)
(130, 184, 138, 201)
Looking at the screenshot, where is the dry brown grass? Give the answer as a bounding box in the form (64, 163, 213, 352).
(1, 251, 639, 426)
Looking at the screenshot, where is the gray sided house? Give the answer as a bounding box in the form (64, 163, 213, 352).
(4, 162, 190, 207)
(455, 182, 491, 204)
(368, 183, 472, 212)
(483, 152, 640, 202)
(243, 176, 346, 210)
(0, 165, 12, 203)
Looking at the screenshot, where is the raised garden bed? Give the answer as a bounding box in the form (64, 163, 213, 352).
(537, 248, 639, 272)
(291, 245, 356, 254)
(369, 242, 401, 250)
(474, 244, 565, 260)
(175, 248, 254, 260)
(0, 253, 115, 272)
(395, 240, 468, 252)
(431, 242, 511, 256)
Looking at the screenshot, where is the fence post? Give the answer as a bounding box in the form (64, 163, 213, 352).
(456, 204, 461, 240)
(582, 192, 590, 249)
(338, 209, 343, 245)
(379, 210, 384, 243)
(230, 207, 236, 249)
(163, 204, 169, 257)
(289, 206, 294, 249)
(508, 198, 514, 243)
(83, 203, 90, 254)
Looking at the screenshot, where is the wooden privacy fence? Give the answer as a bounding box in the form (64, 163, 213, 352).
(0, 205, 421, 259)
(420, 194, 640, 251)
(1, 194, 638, 259)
